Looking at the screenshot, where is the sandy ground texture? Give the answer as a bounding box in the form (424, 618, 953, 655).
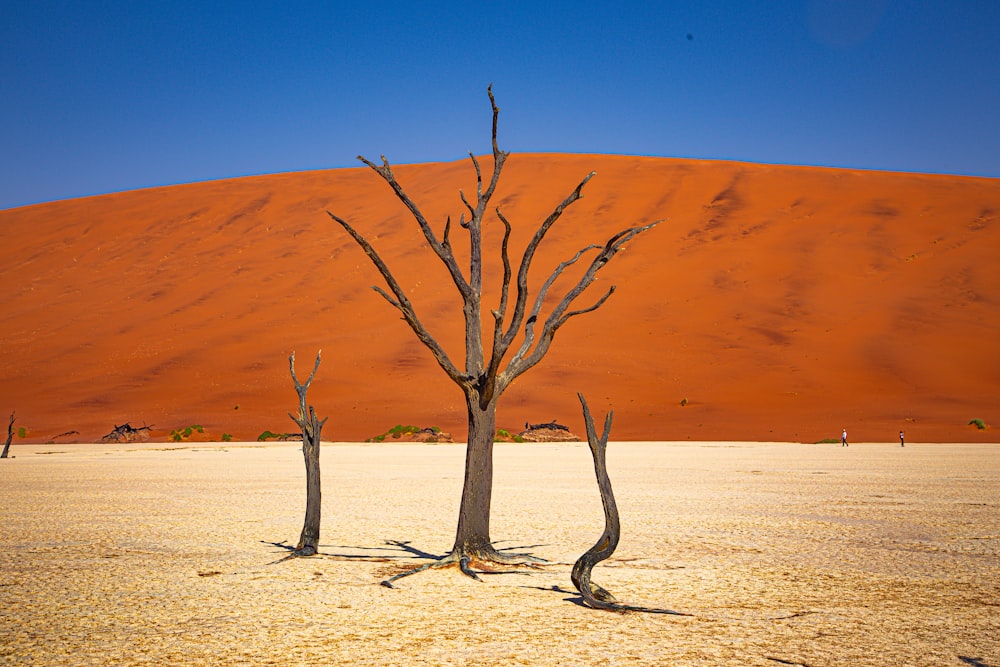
(1, 441, 997, 666)
(2, 154, 998, 444)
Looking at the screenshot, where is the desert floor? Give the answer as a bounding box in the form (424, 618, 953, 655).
(1, 441, 997, 666)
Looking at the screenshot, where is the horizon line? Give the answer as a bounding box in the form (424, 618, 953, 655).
(4, 151, 998, 212)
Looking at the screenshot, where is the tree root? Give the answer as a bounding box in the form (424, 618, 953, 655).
(575, 578, 692, 615)
(380, 546, 546, 588)
(262, 540, 318, 564)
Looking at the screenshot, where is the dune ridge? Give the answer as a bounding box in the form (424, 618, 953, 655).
(1, 154, 997, 443)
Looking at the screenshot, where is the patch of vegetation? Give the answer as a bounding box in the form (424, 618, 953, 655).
(170, 424, 204, 442)
(679, 398, 688, 407)
(968, 418, 988, 431)
(815, 438, 839, 444)
(495, 428, 526, 443)
(257, 430, 296, 442)
(17, 427, 27, 438)
(221, 433, 233, 442)
(389, 424, 422, 438)
(366, 424, 443, 442)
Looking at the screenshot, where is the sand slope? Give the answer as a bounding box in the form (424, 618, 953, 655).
(0, 154, 998, 442)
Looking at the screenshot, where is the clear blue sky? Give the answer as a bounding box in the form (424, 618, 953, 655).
(2, 1, 998, 210)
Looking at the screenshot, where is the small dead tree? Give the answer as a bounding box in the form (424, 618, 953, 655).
(572, 393, 687, 615)
(330, 86, 660, 582)
(1, 412, 14, 459)
(286, 350, 327, 557)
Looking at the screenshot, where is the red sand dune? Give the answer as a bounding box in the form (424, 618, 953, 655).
(1, 154, 998, 443)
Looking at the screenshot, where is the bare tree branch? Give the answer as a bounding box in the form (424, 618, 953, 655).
(288, 349, 322, 394)
(356, 155, 471, 298)
(505, 244, 602, 378)
(504, 221, 661, 383)
(501, 171, 596, 351)
(327, 211, 465, 384)
(483, 208, 514, 392)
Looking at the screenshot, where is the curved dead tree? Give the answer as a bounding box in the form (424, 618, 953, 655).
(329, 86, 661, 584)
(572, 393, 688, 615)
(285, 350, 328, 558)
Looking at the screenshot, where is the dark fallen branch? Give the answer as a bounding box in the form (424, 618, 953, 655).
(571, 393, 689, 615)
(766, 657, 813, 667)
(524, 420, 569, 432)
(101, 422, 153, 443)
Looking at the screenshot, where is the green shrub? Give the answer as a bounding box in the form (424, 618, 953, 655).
(257, 430, 284, 442)
(680, 398, 688, 407)
(16, 427, 27, 438)
(815, 438, 839, 444)
(496, 428, 526, 443)
(968, 418, 988, 430)
(367, 425, 441, 442)
(221, 433, 233, 442)
(170, 424, 204, 442)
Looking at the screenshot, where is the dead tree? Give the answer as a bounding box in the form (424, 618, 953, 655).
(329, 86, 660, 582)
(572, 393, 688, 615)
(1, 412, 13, 459)
(101, 423, 152, 443)
(286, 350, 327, 557)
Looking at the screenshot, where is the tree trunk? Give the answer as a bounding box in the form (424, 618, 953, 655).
(0, 412, 13, 459)
(297, 435, 322, 555)
(451, 392, 497, 558)
(287, 351, 327, 558)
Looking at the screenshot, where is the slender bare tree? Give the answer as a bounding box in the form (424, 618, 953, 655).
(287, 350, 327, 557)
(1, 412, 13, 459)
(572, 393, 688, 615)
(329, 86, 660, 580)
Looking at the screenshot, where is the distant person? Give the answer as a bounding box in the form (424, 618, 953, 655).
(841, 428, 848, 447)
(899, 430, 905, 447)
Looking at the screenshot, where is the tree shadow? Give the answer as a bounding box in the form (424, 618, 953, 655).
(261, 539, 439, 564)
(493, 540, 549, 554)
(381, 539, 445, 561)
(522, 583, 591, 608)
(959, 657, 991, 667)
